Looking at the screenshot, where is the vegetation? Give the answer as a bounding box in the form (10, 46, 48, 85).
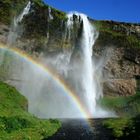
(93, 20, 140, 139)
(0, 0, 44, 24)
(100, 92, 140, 139)
(99, 91, 140, 117)
(0, 81, 61, 139)
(103, 118, 132, 138)
(103, 116, 140, 139)
(33, 0, 46, 7)
(0, 0, 28, 24)
(20, 0, 67, 41)
(94, 20, 140, 48)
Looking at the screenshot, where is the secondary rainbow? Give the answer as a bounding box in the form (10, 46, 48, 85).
(0, 43, 92, 119)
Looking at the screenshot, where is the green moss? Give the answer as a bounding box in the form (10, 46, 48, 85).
(0, 81, 61, 139)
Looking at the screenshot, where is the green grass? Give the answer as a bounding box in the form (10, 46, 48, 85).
(94, 21, 140, 48)
(99, 91, 140, 117)
(103, 118, 133, 138)
(33, 0, 46, 7)
(0, 0, 28, 24)
(103, 115, 140, 139)
(0, 81, 61, 140)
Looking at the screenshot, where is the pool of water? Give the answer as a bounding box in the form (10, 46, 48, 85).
(47, 119, 111, 140)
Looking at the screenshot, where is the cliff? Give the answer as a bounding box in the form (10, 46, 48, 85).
(0, 0, 140, 98)
(93, 20, 140, 96)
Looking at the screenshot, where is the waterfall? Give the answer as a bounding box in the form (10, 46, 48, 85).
(67, 12, 105, 116)
(7, 1, 31, 45)
(46, 7, 54, 40)
(16, 1, 31, 24)
(48, 7, 53, 20)
(67, 14, 74, 40)
(80, 14, 98, 115)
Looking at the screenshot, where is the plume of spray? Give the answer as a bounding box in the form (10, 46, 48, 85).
(0, 47, 85, 118)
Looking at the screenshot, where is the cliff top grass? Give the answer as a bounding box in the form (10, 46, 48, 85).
(0, 81, 61, 140)
(93, 20, 140, 48)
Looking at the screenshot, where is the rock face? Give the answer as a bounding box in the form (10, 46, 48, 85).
(93, 44, 140, 96)
(92, 20, 140, 96)
(0, 0, 140, 97)
(103, 79, 136, 96)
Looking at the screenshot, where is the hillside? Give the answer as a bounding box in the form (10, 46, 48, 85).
(0, 81, 61, 139)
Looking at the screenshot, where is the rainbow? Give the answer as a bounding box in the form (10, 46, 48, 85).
(0, 43, 92, 119)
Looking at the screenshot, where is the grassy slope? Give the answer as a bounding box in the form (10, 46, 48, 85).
(0, 81, 61, 140)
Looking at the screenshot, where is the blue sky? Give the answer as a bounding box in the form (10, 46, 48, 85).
(43, 0, 140, 23)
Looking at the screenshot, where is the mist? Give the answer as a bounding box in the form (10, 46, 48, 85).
(1, 4, 117, 118)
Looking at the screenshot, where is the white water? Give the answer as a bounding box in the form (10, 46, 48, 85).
(67, 14, 74, 40)
(7, 1, 31, 45)
(48, 7, 53, 20)
(67, 13, 98, 115)
(66, 12, 114, 117)
(16, 1, 31, 24)
(80, 14, 97, 115)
